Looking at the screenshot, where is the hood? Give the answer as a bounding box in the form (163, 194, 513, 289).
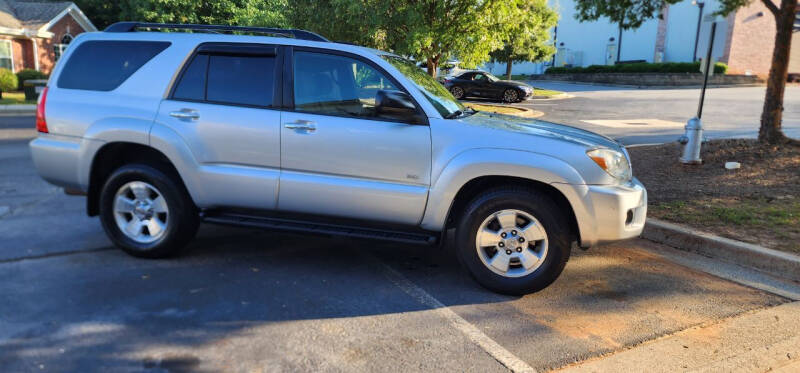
(495, 80, 533, 89)
(458, 112, 621, 149)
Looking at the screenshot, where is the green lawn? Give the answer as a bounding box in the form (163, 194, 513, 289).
(0, 91, 36, 105)
(463, 102, 526, 115)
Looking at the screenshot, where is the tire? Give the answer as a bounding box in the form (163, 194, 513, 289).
(450, 86, 465, 99)
(455, 187, 571, 295)
(502, 89, 520, 103)
(99, 163, 199, 258)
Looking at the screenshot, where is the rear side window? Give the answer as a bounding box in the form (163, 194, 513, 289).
(57, 41, 170, 91)
(172, 52, 276, 107)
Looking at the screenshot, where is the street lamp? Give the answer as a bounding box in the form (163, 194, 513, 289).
(692, 1, 705, 62)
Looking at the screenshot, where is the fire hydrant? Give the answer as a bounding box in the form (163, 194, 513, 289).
(679, 117, 703, 164)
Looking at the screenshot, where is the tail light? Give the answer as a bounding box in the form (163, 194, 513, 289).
(35, 86, 48, 133)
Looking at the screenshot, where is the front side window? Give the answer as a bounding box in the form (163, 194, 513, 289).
(172, 52, 276, 107)
(293, 51, 416, 121)
(0, 40, 12, 70)
(381, 55, 464, 118)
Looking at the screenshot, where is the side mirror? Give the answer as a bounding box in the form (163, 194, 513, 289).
(375, 90, 422, 123)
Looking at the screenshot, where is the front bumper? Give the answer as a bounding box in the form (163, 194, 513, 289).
(586, 178, 647, 245)
(552, 177, 647, 248)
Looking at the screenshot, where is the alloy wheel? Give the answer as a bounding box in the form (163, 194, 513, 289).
(474, 209, 548, 278)
(112, 181, 169, 244)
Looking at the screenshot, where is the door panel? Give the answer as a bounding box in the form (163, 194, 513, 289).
(153, 44, 282, 210)
(279, 111, 431, 224)
(279, 49, 432, 225)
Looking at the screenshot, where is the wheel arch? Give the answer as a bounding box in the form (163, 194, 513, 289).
(444, 176, 580, 245)
(86, 142, 190, 216)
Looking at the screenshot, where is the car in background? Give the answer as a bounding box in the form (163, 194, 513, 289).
(443, 71, 534, 103)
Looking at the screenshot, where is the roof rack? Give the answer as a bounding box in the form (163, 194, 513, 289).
(104, 22, 329, 42)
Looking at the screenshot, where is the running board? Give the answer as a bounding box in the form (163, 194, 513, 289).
(202, 212, 438, 245)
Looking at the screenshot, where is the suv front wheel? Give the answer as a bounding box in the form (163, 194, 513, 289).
(99, 164, 199, 258)
(455, 187, 571, 295)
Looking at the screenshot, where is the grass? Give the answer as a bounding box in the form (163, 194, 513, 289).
(0, 91, 36, 105)
(651, 198, 800, 254)
(463, 102, 526, 115)
(530, 88, 563, 98)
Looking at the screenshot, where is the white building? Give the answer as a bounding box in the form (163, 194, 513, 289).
(483, 0, 780, 77)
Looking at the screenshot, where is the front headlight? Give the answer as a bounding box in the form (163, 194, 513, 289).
(586, 147, 632, 181)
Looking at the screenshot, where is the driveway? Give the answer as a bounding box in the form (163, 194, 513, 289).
(2, 133, 800, 371)
(517, 82, 800, 145)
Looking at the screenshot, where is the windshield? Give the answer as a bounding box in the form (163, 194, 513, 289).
(381, 55, 465, 118)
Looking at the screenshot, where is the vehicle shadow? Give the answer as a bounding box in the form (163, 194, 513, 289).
(0, 225, 786, 372)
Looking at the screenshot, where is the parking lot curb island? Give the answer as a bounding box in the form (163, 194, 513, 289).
(642, 218, 800, 283)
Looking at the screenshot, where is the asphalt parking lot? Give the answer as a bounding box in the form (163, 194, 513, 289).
(3, 125, 800, 372)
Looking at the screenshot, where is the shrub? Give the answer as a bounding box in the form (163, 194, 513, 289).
(0, 68, 18, 94)
(16, 68, 47, 90)
(545, 61, 729, 75)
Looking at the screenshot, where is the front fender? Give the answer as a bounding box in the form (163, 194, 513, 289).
(420, 148, 589, 231)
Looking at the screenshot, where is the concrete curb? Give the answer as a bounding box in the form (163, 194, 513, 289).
(463, 103, 544, 118)
(0, 104, 35, 115)
(642, 218, 800, 283)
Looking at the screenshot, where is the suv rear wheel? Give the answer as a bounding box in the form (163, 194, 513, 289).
(455, 187, 571, 295)
(99, 164, 199, 258)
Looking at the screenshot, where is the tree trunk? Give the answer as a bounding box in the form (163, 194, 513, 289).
(758, 0, 797, 144)
(426, 57, 438, 78)
(506, 60, 513, 80)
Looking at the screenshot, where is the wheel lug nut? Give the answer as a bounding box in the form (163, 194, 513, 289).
(498, 242, 505, 247)
(505, 250, 512, 255)
(516, 247, 522, 252)
(511, 230, 517, 236)
(518, 237, 525, 242)
(501, 232, 507, 238)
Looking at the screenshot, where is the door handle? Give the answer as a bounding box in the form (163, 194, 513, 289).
(284, 120, 316, 132)
(169, 109, 199, 120)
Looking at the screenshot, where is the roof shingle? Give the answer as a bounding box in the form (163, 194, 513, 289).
(0, 0, 72, 31)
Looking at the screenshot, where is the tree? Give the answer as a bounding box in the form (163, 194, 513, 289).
(290, 0, 521, 78)
(574, 0, 798, 145)
(72, 0, 289, 29)
(490, 0, 558, 80)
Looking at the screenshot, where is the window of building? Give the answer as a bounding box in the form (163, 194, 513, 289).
(53, 34, 73, 62)
(0, 40, 13, 70)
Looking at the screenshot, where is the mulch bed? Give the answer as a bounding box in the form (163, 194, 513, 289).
(628, 139, 800, 253)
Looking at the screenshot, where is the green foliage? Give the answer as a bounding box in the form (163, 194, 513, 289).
(545, 62, 728, 74)
(290, 0, 549, 77)
(15, 69, 47, 90)
(490, 0, 558, 74)
(72, 0, 289, 29)
(0, 68, 18, 93)
(573, 0, 754, 30)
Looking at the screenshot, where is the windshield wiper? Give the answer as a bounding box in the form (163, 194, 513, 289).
(444, 110, 463, 119)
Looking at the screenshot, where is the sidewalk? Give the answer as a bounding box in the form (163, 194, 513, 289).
(559, 301, 800, 372)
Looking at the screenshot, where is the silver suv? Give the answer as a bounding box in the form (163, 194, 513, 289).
(30, 22, 647, 295)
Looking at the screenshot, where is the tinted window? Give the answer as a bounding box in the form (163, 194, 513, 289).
(58, 41, 170, 91)
(172, 54, 208, 101)
(294, 51, 414, 121)
(206, 54, 275, 106)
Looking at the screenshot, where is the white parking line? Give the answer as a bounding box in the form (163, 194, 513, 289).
(364, 252, 536, 373)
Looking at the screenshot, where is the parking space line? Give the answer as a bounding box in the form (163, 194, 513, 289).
(364, 252, 535, 373)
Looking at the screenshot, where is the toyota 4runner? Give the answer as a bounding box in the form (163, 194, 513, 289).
(30, 22, 647, 295)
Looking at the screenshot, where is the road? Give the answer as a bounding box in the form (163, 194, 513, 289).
(460, 81, 800, 145)
(2, 119, 800, 371)
(519, 82, 800, 144)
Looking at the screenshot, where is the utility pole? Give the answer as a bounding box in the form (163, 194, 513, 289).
(692, 1, 705, 62)
(680, 21, 716, 164)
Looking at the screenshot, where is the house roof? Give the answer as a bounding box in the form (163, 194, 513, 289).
(0, 0, 79, 31)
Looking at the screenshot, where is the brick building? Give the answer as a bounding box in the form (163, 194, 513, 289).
(0, 1, 96, 75)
